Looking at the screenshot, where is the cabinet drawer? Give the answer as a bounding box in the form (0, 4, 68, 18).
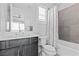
(0, 41, 6, 50)
(6, 38, 30, 48)
(30, 37, 38, 44)
(19, 38, 30, 46)
(6, 39, 20, 48)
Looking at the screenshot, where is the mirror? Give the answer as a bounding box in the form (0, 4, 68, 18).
(6, 4, 25, 32)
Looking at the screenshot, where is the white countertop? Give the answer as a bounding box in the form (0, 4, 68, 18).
(0, 31, 39, 41)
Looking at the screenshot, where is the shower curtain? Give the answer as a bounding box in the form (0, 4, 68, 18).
(47, 6, 59, 46)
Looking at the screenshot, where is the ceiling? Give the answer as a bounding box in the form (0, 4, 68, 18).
(12, 3, 75, 11)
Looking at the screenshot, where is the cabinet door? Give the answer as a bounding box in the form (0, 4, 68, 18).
(30, 37, 38, 44)
(0, 47, 18, 56)
(19, 45, 31, 56)
(19, 38, 30, 46)
(31, 42, 38, 56)
(22, 45, 31, 56)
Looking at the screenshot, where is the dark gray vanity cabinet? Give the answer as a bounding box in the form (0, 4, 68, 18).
(0, 37, 38, 56)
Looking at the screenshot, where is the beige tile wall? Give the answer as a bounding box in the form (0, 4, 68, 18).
(58, 4, 79, 44)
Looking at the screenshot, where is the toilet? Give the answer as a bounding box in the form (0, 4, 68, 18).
(39, 36, 56, 56)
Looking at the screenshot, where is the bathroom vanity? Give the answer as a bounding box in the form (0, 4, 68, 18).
(0, 35, 38, 56)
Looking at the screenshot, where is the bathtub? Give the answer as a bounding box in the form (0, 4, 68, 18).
(57, 40, 79, 56)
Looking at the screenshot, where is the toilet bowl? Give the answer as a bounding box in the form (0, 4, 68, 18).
(38, 36, 56, 56)
(42, 45, 56, 56)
